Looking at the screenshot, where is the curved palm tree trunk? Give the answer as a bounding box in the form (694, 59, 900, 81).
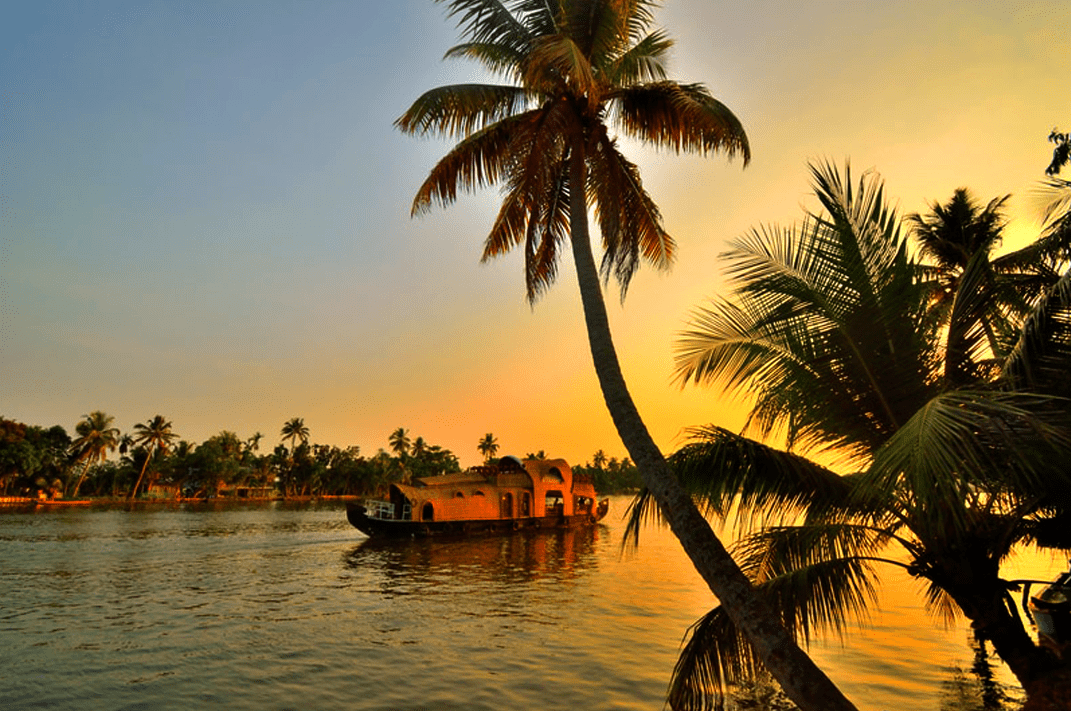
(567, 143, 857, 711)
(130, 450, 152, 500)
(69, 459, 92, 499)
(941, 573, 1056, 687)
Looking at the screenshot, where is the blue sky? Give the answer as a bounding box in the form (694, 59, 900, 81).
(3, 1, 1070, 466)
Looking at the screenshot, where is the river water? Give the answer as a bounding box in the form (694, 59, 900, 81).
(0, 498, 1063, 711)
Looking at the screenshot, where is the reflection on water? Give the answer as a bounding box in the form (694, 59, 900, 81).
(345, 526, 600, 590)
(937, 637, 1021, 711)
(0, 499, 1052, 710)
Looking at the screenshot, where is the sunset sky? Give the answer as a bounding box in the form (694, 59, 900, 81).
(3, 1, 1069, 467)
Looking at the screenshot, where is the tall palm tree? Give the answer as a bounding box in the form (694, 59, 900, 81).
(907, 188, 1069, 374)
(665, 162, 1071, 706)
(69, 411, 121, 498)
(388, 427, 411, 458)
(397, 3, 854, 709)
(129, 415, 178, 499)
(280, 418, 310, 456)
(477, 432, 499, 462)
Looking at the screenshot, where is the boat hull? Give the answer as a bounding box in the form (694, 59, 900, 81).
(346, 501, 608, 539)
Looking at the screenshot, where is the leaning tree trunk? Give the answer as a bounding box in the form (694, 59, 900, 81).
(566, 141, 858, 711)
(69, 459, 92, 499)
(939, 566, 1058, 689)
(130, 451, 152, 500)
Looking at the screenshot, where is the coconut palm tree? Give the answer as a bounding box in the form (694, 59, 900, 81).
(388, 427, 411, 458)
(663, 161, 1071, 707)
(477, 432, 499, 462)
(280, 418, 310, 456)
(907, 188, 1070, 374)
(397, 3, 854, 709)
(69, 411, 121, 498)
(129, 415, 178, 499)
(245, 432, 263, 454)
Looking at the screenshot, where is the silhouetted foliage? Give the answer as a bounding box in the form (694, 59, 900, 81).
(574, 454, 641, 494)
(0, 418, 71, 496)
(1046, 128, 1070, 176)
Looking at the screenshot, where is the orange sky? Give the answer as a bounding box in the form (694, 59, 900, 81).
(3, 1, 1070, 467)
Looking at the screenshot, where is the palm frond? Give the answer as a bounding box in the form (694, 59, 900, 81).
(919, 578, 961, 629)
(621, 486, 658, 552)
(587, 126, 673, 296)
(444, 41, 527, 78)
(410, 111, 533, 215)
(478, 100, 574, 300)
(668, 546, 881, 711)
(806, 161, 905, 307)
(667, 605, 759, 711)
(759, 555, 879, 644)
(1035, 176, 1071, 227)
(396, 83, 531, 139)
(613, 82, 750, 162)
(669, 426, 851, 529)
(437, 0, 532, 56)
(862, 390, 1071, 535)
(523, 34, 597, 97)
(1002, 268, 1071, 398)
(943, 249, 1000, 384)
(525, 155, 572, 299)
(676, 162, 933, 458)
(605, 28, 670, 85)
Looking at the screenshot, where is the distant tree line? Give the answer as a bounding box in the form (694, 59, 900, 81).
(0, 413, 642, 501)
(0, 415, 466, 501)
(573, 449, 641, 494)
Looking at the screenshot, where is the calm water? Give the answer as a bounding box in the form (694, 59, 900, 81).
(0, 498, 1062, 711)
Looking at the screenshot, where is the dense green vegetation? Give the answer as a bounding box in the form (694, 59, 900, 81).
(0, 417, 474, 500)
(573, 450, 642, 494)
(0, 414, 641, 500)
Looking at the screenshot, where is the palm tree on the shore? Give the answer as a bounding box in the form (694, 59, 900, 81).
(245, 432, 263, 455)
(667, 162, 1071, 704)
(69, 411, 120, 497)
(396, 2, 854, 709)
(477, 433, 499, 462)
(280, 418, 309, 456)
(388, 427, 411, 458)
(907, 188, 1069, 371)
(129, 415, 178, 499)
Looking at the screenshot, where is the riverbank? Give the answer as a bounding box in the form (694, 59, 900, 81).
(0, 494, 363, 509)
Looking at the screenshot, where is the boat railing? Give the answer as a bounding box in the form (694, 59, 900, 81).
(364, 500, 411, 521)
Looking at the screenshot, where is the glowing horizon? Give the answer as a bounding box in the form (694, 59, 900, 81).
(3, 0, 1068, 468)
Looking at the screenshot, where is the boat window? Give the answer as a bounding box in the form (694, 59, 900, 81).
(454, 491, 464, 498)
(543, 467, 564, 483)
(544, 490, 564, 516)
(422, 502, 434, 521)
(473, 490, 485, 497)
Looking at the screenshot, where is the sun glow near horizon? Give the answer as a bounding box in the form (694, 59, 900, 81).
(3, 0, 1069, 469)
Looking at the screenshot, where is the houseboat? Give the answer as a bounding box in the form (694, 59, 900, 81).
(346, 456, 609, 538)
